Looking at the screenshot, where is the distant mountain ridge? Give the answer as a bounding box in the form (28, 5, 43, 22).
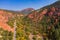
(20, 8, 34, 15)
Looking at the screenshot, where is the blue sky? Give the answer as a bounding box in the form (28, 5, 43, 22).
(0, 0, 57, 11)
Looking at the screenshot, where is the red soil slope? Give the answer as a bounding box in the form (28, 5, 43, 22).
(0, 10, 14, 32)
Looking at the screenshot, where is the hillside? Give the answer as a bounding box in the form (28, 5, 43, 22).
(28, 1, 60, 21)
(0, 9, 24, 32)
(26, 1, 60, 40)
